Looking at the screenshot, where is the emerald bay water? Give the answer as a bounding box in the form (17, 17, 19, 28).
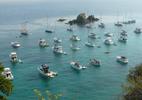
(1, 0, 142, 100)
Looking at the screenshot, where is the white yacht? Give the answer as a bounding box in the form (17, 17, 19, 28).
(53, 45, 64, 54)
(116, 56, 128, 64)
(89, 58, 101, 66)
(70, 61, 86, 70)
(114, 22, 123, 27)
(98, 23, 105, 28)
(134, 28, 142, 34)
(88, 33, 96, 39)
(38, 64, 57, 78)
(11, 41, 21, 48)
(1, 68, 14, 80)
(104, 37, 114, 45)
(70, 35, 80, 41)
(39, 39, 49, 47)
(53, 37, 62, 43)
(9, 52, 18, 63)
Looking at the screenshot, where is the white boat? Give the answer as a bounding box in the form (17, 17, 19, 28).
(39, 39, 49, 47)
(134, 28, 142, 34)
(11, 41, 21, 48)
(98, 23, 105, 28)
(9, 52, 18, 63)
(89, 58, 101, 66)
(1, 68, 14, 80)
(85, 42, 95, 47)
(104, 33, 113, 37)
(53, 45, 64, 54)
(114, 22, 123, 27)
(38, 64, 57, 78)
(118, 36, 127, 42)
(70, 35, 80, 41)
(70, 61, 86, 70)
(116, 56, 128, 64)
(88, 33, 96, 39)
(53, 37, 62, 43)
(70, 44, 80, 51)
(104, 37, 114, 45)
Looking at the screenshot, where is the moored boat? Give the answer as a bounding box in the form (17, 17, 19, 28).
(1, 68, 14, 80)
(116, 56, 128, 64)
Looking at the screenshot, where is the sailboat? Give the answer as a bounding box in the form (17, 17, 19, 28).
(45, 17, 54, 33)
(85, 37, 95, 47)
(20, 22, 28, 35)
(70, 42, 80, 51)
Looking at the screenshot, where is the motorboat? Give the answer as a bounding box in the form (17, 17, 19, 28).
(1, 68, 14, 80)
(70, 61, 86, 70)
(53, 45, 64, 54)
(45, 30, 53, 33)
(20, 22, 28, 36)
(114, 22, 123, 27)
(116, 56, 128, 64)
(9, 52, 18, 63)
(134, 28, 142, 34)
(38, 64, 57, 78)
(70, 34, 80, 41)
(11, 41, 21, 48)
(39, 39, 49, 47)
(89, 58, 101, 66)
(104, 33, 113, 37)
(88, 33, 96, 39)
(85, 42, 95, 47)
(53, 37, 62, 43)
(118, 36, 127, 43)
(98, 23, 105, 28)
(104, 37, 114, 45)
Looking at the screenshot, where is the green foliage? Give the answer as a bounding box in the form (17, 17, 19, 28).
(0, 63, 13, 100)
(34, 89, 62, 100)
(123, 64, 142, 100)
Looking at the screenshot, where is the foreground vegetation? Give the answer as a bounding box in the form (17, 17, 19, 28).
(123, 64, 142, 100)
(0, 63, 13, 100)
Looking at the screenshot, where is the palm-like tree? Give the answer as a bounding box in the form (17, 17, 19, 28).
(0, 63, 13, 100)
(123, 64, 142, 100)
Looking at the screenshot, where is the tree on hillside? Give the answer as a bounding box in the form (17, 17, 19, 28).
(0, 63, 13, 100)
(123, 64, 142, 100)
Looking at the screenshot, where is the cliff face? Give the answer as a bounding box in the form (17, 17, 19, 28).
(68, 13, 99, 25)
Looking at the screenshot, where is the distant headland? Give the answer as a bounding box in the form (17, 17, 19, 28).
(68, 13, 99, 25)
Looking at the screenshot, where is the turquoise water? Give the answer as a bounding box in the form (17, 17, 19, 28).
(1, 1, 142, 100)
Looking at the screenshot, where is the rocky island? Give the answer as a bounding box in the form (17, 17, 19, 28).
(68, 13, 99, 25)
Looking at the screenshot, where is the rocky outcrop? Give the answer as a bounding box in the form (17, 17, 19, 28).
(68, 13, 99, 25)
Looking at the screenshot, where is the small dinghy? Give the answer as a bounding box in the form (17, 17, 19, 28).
(88, 33, 97, 39)
(98, 23, 105, 28)
(114, 22, 123, 27)
(70, 61, 86, 70)
(116, 56, 128, 64)
(39, 39, 49, 47)
(1, 68, 14, 80)
(89, 58, 101, 66)
(38, 64, 57, 78)
(45, 30, 53, 33)
(85, 42, 95, 47)
(11, 41, 21, 48)
(53, 37, 62, 43)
